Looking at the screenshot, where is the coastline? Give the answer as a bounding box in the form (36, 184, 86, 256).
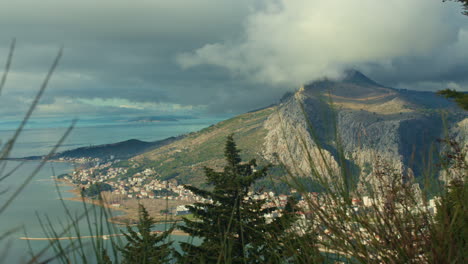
(56, 178, 126, 215)
(55, 178, 189, 235)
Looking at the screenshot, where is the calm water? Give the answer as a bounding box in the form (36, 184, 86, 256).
(0, 118, 225, 263)
(0, 161, 92, 263)
(0, 117, 226, 158)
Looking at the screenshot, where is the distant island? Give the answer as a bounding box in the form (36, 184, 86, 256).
(14, 136, 185, 162)
(123, 115, 196, 123)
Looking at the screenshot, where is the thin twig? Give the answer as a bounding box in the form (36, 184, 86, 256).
(0, 38, 15, 95)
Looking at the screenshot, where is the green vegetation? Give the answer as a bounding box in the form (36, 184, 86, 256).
(24, 134, 467, 264)
(3, 120, 466, 263)
(113, 160, 133, 168)
(2, 38, 467, 263)
(178, 135, 311, 263)
(431, 138, 468, 263)
(118, 204, 174, 264)
(437, 89, 468, 110)
(136, 107, 275, 185)
(434, 180, 468, 263)
(81, 182, 113, 197)
(153, 189, 179, 197)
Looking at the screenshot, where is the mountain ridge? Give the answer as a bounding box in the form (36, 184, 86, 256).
(27, 71, 467, 189)
(130, 71, 466, 188)
(18, 136, 184, 161)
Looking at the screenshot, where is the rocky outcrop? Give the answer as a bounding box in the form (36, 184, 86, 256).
(262, 72, 466, 193)
(262, 92, 341, 181)
(133, 71, 465, 192)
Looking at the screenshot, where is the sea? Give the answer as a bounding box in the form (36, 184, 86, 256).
(0, 116, 227, 263)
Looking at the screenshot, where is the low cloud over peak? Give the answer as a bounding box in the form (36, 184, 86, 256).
(177, 0, 465, 87)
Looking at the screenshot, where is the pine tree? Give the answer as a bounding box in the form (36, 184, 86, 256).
(178, 135, 299, 263)
(119, 204, 174, 264)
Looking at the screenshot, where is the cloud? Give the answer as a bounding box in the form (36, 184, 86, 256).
(365, 27, 468, 90)
(0, 0, 270, 117)
(1, 0, 468, 120)
(177, 0, 467, 87)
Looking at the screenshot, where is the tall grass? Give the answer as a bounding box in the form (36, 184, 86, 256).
(1, 41, 466, 263)
(0, 41, 123, 263)
(0, 40, 79, 263)
(271, 97, 467, 263)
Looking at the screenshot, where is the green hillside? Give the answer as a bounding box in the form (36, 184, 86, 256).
(132, 106, 276, 185)
(110, 71, 465, 191)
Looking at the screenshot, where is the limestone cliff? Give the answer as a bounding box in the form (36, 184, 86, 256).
(262, 71, 466, 192)
(135, 71, 466, 191)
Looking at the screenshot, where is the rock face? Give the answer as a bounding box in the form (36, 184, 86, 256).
(262, 72, 466, 190)
(137, 71, 466, 190)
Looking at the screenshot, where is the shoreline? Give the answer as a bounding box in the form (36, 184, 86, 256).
(56, 178, 126, 214)
(55, 178, 188, 235)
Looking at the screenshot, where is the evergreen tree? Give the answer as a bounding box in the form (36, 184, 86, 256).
(433, 179, 468, 263)
(118, 204, 174, 264)
(430, 137, 468, 263)
(178, 135, 300, 263)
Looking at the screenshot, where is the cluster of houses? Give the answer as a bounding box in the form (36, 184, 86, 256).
(67, 161, 196, 201)
(56, 156, 101, 163)
(63, 160, 301, 217)
(64, 159, 440, 224)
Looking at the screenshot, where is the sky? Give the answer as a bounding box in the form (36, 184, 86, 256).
(0, 0, 467, 119)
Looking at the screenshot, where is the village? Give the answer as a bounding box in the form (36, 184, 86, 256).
(58, 158, 296, 217)
(58, 157, 440, 223)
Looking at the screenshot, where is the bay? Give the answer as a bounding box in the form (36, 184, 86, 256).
(0, 117, 227, 158)
(0, 117, 224, 263)
(0, 161, 107, 263)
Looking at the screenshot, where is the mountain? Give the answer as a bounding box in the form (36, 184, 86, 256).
(131, 108, 275, 184)
(128, 71, 466, 189)
(263, 73, 466, 188)
(30, 72, 465, 189)
(20, 137, 184, 161)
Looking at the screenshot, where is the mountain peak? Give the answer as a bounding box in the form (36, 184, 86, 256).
(342, 69, 380, 86)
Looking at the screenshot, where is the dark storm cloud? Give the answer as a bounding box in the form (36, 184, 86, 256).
(0, 0, 268, 117)
(179, 0, 468, 90)
(0, 0, 467, 118)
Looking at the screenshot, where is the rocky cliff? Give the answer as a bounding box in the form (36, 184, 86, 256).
(132, 71, 466, 190)
(262, 71, 466, 192)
